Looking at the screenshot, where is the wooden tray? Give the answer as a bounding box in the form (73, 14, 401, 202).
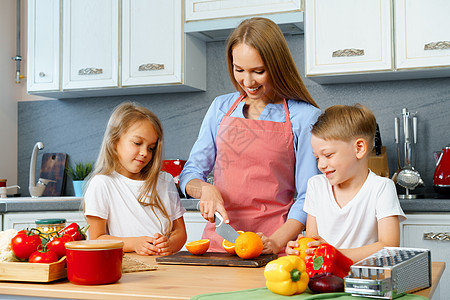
(0, 256, 66, 282)
(156, 251, 277, 267)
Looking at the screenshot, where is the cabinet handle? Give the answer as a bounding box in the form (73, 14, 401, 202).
(39, 72, 46, 78)
(78, 68, 103, 75)
(424, 41, 450, 50)
(423, 232, 450, 241)
(332, 48, 365, 57)
(138, 63, 165, 71)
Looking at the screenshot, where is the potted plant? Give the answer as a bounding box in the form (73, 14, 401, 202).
(67, 162, 93, 197)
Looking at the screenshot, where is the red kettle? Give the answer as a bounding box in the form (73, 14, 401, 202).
(433, 144, 450, 195)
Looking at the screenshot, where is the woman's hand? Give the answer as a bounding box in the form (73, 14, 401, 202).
(199, 183, 228, 223)
(186, 179, 228, 223)
(257, 232, 281, 254)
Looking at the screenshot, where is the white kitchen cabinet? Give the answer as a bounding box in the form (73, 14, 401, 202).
(182, 212, 207, 250)
(394, 0, 450, 70)
(305, 0, 450, 83)
(185, 0, 302, 21)
(26, 0, 206, 99)
(401, 213, 450, 300)
(2, 211, 86, 231)
(62, 0, 119, 90)
(305, 0, 393, 77)
(184, 0, 304, 41)
(27, 0, 60, 92)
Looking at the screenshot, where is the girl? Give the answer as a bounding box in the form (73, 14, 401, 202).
(84, 102, 187, 256)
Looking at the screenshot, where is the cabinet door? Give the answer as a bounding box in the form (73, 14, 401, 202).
(62, 0, 119, 90)
(305, 0, 392, 76)
(401, 214, 450, 299)
(186, 0, 302, 21)
(27, 0, 60, 92)
(182, 212, 207, 250)
(122, 0, 181, 86)
(395, 0, 450, 69)
(3, 211, 86, 231)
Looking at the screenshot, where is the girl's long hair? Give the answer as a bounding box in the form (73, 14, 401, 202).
(226, 17, 319, 108)
(87, 102, 171, 235)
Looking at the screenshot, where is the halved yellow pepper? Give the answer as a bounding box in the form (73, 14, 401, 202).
(264, 255, 309, 296)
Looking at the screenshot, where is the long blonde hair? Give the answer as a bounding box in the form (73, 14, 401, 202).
(88, 102, 172, 235)
(226, 17, 319, 108)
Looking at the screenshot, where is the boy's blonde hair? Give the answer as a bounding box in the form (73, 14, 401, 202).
(226, 17, 319, 108)
(88, 102, 171, 235)
(311, 104, 376, 147)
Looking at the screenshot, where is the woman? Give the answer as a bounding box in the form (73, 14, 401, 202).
(179, 17, 320, 254)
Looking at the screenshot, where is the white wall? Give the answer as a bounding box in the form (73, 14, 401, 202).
(0, 1, 19, 191)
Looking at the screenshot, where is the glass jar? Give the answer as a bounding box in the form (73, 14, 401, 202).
(35, 218, 67, 239)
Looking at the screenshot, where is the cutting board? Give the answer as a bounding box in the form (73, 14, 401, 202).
(156, 251, 277, 267)
(39, 153, 68, 196)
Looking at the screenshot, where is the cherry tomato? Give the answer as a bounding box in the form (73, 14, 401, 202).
(29, 248, 59, 264)
(11, 230, 43, 260)
(47, 234, 74, 258)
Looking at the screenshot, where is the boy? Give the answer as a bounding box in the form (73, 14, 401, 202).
(286, 104, 406, 262)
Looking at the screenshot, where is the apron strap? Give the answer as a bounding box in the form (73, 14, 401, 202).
(225, 94, 246, 117)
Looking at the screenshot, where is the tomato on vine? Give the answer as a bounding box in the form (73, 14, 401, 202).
(47, 234, 74, 258)
(29, 246, 59, 264)
(11, 229, 43, 260)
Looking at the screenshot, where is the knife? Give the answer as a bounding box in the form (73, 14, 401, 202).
(374, 123, 382, 156)
(214, 212, 240, 243)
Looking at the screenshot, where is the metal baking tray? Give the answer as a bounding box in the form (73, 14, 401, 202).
(344, 247, 431, 299)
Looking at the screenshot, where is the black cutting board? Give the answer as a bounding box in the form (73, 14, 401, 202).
(156, 251, 277, 268)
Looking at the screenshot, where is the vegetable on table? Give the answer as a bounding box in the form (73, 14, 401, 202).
(29, 245, 58, 264)
(264, 255, 309, 296)
(10, 229, 43, 260)
(0, 229, 22, 262)
(58, 223, 89, 241)
(308, 272, 345, 293)
(305, 243, 353, 279)
(47, 233, 74, 258)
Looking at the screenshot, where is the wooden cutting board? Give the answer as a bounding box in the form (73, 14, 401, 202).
(156, 251, 277, 267)
(39, 153, 68, 196)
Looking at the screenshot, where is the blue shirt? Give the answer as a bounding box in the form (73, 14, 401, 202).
(179, 92, 321, 225)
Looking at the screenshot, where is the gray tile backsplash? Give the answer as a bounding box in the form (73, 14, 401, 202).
(18, 35, 450, 197)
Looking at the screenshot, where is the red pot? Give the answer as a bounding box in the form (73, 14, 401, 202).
(65, 240, 124, 285)
(162, 159, 187, 177)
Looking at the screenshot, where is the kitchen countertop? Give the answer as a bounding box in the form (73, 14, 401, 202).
(0, 253, 445, 300)
(1, 196, 449, 213)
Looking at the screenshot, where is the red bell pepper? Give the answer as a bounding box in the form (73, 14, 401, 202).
(305, 243, 353, 279)
(58, 223, 89, 241)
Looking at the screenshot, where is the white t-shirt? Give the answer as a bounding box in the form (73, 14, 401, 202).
(84, 171, 186, 237)
(303, 170, 406, 249)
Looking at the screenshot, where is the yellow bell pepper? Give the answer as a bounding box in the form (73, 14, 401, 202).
(264, 255, 309, 296)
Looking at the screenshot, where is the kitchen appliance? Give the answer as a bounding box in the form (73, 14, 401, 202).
(162, 159, 187, 197)
(65, 240, 124, 285)
(344, 247, 431, 299)
(394, 108, 423, 199)
(433, 144, 450, 195)
(161, 159, 186, 178)
(156, 251, 277, 267)
(214, 212, 240, 243)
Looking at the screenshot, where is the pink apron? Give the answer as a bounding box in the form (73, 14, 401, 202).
(202, 94, 296, 252)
